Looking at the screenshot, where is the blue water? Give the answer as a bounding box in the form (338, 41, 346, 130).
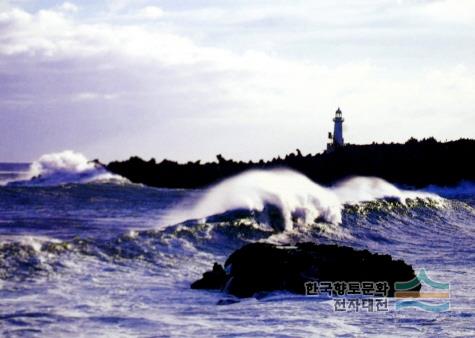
(0, 162, 474, 337)
(0, 163, 29, 183)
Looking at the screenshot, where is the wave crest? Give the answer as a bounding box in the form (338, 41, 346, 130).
(166, 169, 439, 231)
(6, 151, 127, 186)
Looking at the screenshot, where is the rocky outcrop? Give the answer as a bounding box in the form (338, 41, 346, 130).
(108, 138, 475, 189)
(191, 242, 420, 298)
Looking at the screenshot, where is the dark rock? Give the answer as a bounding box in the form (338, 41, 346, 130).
(191, 263, 226, 290)
(107, 138, 475, 189)
(191, 242, 420, 298)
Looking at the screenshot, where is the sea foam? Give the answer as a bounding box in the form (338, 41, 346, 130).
(166, 169, 438, 231)
(5, 150, 127, 186)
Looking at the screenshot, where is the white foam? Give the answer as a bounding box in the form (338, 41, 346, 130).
(332, 176, 436, 204)
(5, 150, 127, 186)
(165, 169, 439, 231)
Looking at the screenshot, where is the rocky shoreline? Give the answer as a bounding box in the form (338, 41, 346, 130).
(107, 138, 475, 189)
(191, 242, 420, 298)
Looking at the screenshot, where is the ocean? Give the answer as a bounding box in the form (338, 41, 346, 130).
(0, 153, 474, 337)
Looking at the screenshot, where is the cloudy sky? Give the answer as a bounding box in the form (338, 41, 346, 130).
(1, 0, 474, 162)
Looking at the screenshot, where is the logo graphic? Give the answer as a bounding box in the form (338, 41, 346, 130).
(394, 269, 450, 312)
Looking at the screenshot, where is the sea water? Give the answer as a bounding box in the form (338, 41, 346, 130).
(0, 152, 474, 337)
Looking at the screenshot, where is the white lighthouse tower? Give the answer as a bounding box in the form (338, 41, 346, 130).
(326, 107, 345, 152)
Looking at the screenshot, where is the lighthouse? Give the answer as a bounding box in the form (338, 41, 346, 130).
(326, 107, 345, 152)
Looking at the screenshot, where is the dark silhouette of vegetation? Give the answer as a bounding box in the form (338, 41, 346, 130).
(106, 138, 475, 189)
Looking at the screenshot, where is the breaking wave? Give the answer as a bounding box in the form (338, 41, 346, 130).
(5, 151, 127, 186)
(166, 169, 440, 231)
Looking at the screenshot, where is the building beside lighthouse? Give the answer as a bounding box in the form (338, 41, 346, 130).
(326, 107, 345, 152)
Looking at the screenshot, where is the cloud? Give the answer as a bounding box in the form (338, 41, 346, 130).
(106, 0, 137, 13)
(58, 2, 79, 13)
(417, 0, 475, 23)
(71, 92, 119, 102)
(137, 6, 164, 20)
(0, 4, 474, 162)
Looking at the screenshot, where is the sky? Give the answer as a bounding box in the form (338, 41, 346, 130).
(0, 0, 474, 162)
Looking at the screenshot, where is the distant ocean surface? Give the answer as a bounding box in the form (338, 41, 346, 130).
(0, 163, 30, 183)
(0, 153, 474, 337)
